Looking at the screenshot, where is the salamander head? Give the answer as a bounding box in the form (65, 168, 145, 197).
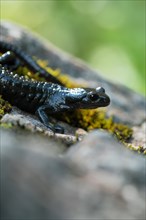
(66, 87, 110, 109)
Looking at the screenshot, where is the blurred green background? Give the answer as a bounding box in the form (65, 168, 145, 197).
(1, 0, 145, 95)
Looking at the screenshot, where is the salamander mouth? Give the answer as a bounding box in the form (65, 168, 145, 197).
(99, 94, 110, 107)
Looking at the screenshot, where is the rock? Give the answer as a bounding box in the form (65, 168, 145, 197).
(1, 128, 65, 156)
(66, 130, 145, 183)
(1, 107, 77, 145)
(132, 122, 146, 148)
(75, 128, 88, 141)
(1, 129, 145, 219)
(66, 130, 146, 219)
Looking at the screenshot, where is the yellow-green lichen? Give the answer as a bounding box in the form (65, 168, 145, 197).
(37, 59, 86, 88)
(0, 95, 12, 119)
(0, 122, 13, 129)
(61, 109, 133, 142)
(126, 144, 146, 155)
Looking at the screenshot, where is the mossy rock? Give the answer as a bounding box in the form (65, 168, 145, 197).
(0, 21, 145, 154)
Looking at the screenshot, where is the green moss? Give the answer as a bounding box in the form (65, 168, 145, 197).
(126, 144, 146, 155)
(0, 122, 13, 129)
(0, 95, 12, 119)
(61, 109, 133, 142)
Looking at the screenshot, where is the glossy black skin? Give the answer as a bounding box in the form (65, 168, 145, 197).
(0, 51, 21, 71)
(0, 45, 110, 133)
(0, 40, 63, 85)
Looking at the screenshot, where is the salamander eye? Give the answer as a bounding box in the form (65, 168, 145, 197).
(88, 92, 99, 101)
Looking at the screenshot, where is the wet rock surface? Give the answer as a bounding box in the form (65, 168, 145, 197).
(0, 21, 146, 219)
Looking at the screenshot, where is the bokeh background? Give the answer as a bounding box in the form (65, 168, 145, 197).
(1, 0, 145, 95)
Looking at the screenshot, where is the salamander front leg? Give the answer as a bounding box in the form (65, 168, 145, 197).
(36, 107, 64, 134)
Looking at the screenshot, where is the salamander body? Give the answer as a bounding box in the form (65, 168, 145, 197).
(0, 42, 110, 133)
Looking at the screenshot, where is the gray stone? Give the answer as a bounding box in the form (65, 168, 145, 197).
(1, 107, 77, 145)
(66, 130, 145, 184)
(1, 129, 146, 219)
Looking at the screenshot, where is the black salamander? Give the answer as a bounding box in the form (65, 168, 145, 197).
(0, 65, 110, 133)
(0, 40, 63, 85)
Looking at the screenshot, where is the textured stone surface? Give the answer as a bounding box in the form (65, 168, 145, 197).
(132, 122, 146, 148)
(1, 129, 145, 219)
(66, 130, 145, 184)
(1, 107, 77, 145)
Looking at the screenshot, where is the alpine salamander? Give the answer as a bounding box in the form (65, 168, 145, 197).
(0, 64, 110, 133)
(0, 41, 110, 133)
